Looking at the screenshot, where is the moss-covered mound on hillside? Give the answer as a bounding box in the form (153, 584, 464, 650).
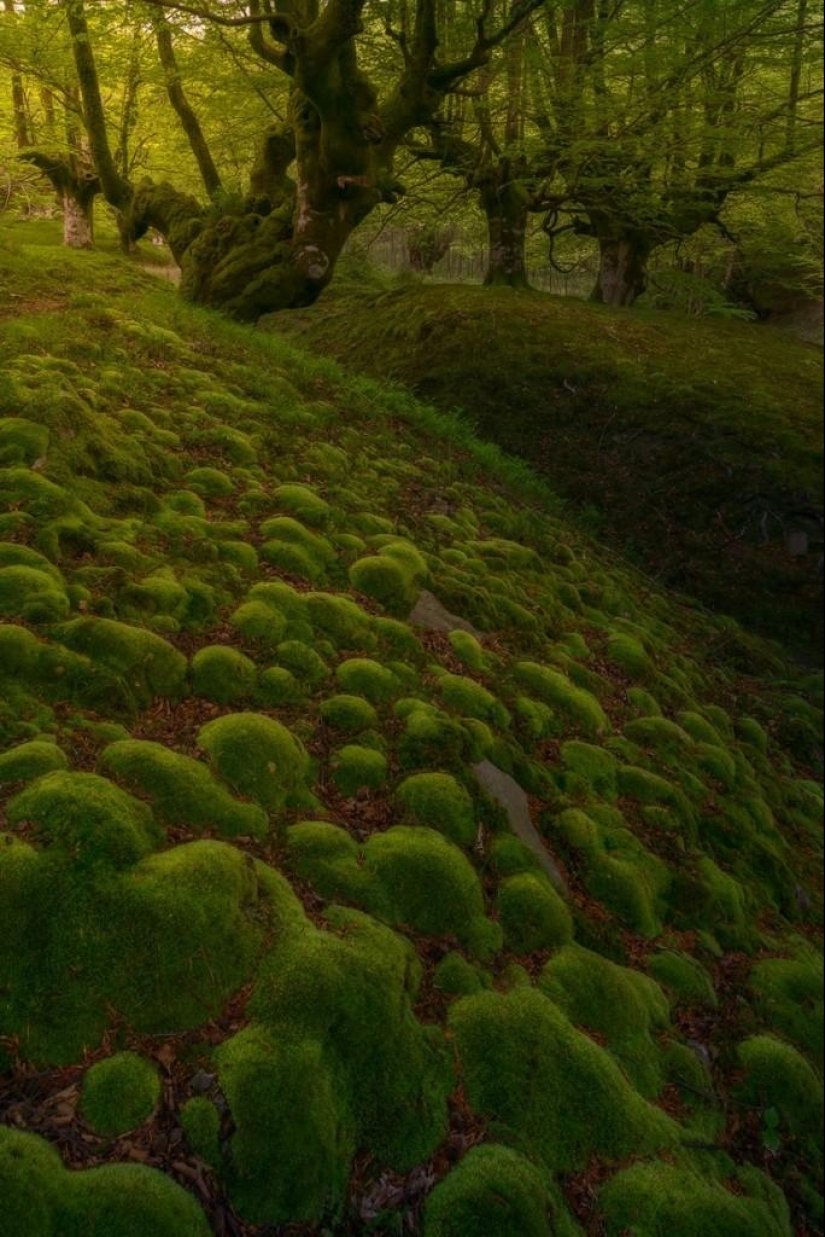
(0, 229, 821, 1236)
(0, 1126, 211, 1236)
(269, 283, 824, 660)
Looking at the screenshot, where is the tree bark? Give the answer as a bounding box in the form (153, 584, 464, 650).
(3, 0, 32, 149)
(62, 189, 94, 247)
(592, 232, 652, 307)
(152, 11, 223, 198)
(482, 181, 531, 290)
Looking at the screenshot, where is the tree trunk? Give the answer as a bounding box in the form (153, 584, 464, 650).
(482, 183, 531, 290)
(592, 233, 652, 308)
(63, 190, 94, 248)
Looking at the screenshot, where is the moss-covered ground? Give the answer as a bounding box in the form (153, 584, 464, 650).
(269, 276, 824, 663)
(0, 220, 823, 1236)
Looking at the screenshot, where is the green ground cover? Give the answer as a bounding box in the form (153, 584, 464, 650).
(0, 221, 822, 1236)
(270, 276, 824, 662)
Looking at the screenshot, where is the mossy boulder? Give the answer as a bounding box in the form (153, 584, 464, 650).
(750, 953, 824, 1064)
(331, 744, 388, 796)
(540, 945, 671, 1097)
(272, 483, 331, 527)
(365, 826, 501, 959)
(54, 618, 188, 707)
(260, 516, 336, 584)
(0, 740, 68, 784)
(274, 639, 330, 685)
(8, 772, 160, 871)
(423, 1145, 554, 1237)
(81, 1052, 161, 1137)
(215, 1025, 353, 1226)
(231, 599, 289, 647)
(561, 741, 619, 800)
(498, 873, 574, 954)
(247, 909, 452, 1198)
(736, 1035, 824, 1145)
(198, 713, 309, 811)
(0, 565, 70, 624)
(515, 663, 609, 736)
(450, 988, 677, 1171)
(101, 740, 269, 839)
(555, 808, 669, 937)
(349, 551, 424, 616)
(438, 673, 510, 728)
(396, 772, 476, 847)
(398, 701, 470, 770)
(1, 835, 302, 1065)
(192, 646, 257, 704)
(320, 694, 379, 735)
(258, 666, 303, 705)
(0, 1126, 211, 1237)
(0, 416, 49, 467)
(599, 1162, 792, 1237)
(335, 657, 398, 704)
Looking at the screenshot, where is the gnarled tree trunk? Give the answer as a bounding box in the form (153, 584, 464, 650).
(592, 231, 653, 308)
(62, 186, 95, 248)
(482, 180, 531, 289)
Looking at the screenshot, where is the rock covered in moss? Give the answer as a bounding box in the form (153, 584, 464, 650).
(498, 873, 574, 954)
(540, 945, 671, 1097)
(198, 713, 309, 811)
(8, 771, 161, 870)
(423, 1144, 554, 1237)
(231, 599, 289, 647)
(515, 663, 609, 737)
(101, 740, 269, 839)
(450, 988, 677, 1171)
(331, 744, 388, 796)
(396, 772, 476, 847)
(0, 565, 70, 624)
(320, 694, 379, 735)
(0, 1126, 211, 1236)
(349, 548, 424, 616)
(0, 740, 68, 784)
(0, 416, 50, 467)
(230, 909, 453, 1223)
(736, 1035, 824, 1144)
(81, 1052, 160, 1137)
(54, 617, 188, 707)
(599, 1161, 792, 1237)
(192, 645, 257, 704)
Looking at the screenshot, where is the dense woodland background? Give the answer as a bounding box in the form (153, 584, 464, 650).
(0, 0, 822, 325)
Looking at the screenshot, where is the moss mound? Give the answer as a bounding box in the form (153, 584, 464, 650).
(423, 1145, 554, 1237)
(0, 1126, 210, 1236)
(198, 712, 309, 811)
(101, 740, 269, 839)
(0, 229, 821, 1234)
(81, 1052, 161, 1137)
(396, 771, 477, 846)
(599, 1161, 792, 1237)
(450, 988, 677, 1170)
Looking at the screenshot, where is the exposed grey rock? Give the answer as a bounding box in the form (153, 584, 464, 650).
(473, 760, 568, 895)
(409, 589, 483, 637)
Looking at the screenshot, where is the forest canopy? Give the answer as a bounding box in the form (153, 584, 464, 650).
(1, 1, 823, 317)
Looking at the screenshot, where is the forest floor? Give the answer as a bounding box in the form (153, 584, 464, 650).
(268, 272, 824, 664)
(0, 220, 823, 1237)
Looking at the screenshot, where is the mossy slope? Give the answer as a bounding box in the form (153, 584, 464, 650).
(0, 226, 821, 1236)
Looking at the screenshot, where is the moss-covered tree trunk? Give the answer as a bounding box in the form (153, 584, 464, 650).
(482, 180, 531, 290)
(64, 0, 542, 321)
(591, 230, 653, 308)
(62, 185, 95, 248)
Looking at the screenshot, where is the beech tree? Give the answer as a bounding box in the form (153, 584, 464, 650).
(54, 0, 541, 319)
(532, 0, 825, 306)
